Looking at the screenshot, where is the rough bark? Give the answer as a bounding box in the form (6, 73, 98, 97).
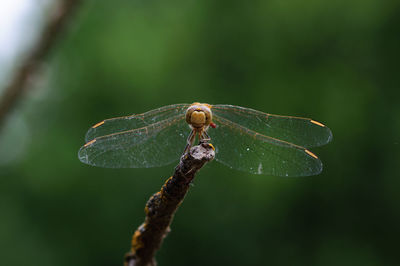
(124, 143, 215, 266)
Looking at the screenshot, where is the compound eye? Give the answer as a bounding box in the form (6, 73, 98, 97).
(185, 109, 194, 124)
(204, 109, 212, 125)
(185, 103, 213, 127)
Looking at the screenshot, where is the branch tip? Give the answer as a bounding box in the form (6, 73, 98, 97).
(124, 142, 215, 266)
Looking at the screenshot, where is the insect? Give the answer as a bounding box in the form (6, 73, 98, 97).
(78, 102, 332, 176)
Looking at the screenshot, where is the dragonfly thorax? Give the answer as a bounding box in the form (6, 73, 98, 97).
(185, 103, 213, 129)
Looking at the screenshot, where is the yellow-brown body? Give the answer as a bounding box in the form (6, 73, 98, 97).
(184, 103, 214, 153)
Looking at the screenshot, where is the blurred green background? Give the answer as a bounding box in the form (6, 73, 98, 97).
(1, 0, 399, 265)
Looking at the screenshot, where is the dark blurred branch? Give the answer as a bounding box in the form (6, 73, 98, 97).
(0, 0, 82, 131)
(124, 143, 215, 266)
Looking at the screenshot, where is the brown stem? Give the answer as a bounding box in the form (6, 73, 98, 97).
(124, 143, 215, 266)
(0, 0, 82, 131)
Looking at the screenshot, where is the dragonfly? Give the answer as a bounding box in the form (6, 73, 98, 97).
(78, 102, 332, 177)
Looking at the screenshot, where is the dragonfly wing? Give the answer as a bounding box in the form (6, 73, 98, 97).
(85, 104, 190, 142)
(78, 115, 189, 168)
(209, 116, 323, 176)
(213, 105, 332, 148)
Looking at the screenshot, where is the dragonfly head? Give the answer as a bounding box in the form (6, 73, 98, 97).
(186, 103, 213, 129)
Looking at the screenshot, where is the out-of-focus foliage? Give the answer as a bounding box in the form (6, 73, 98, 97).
(1, 0, 399, 265)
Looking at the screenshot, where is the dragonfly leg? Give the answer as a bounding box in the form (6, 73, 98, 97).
(183, 129, 196, 154)
(199, 130, 211, 144)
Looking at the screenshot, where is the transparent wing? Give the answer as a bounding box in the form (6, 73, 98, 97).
(209, 116, 323, 176)
(85, 104, 190, 142)
(78, 115, 189, 168)
(212, 105, 332, 148)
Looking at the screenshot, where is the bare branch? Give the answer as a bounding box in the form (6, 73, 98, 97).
(124, 143, 215, 266)
(0, 0, 82, 131)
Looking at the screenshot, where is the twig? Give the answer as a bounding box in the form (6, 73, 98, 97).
(124, 143, 215, 266)
(0, 0, 82, 131)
